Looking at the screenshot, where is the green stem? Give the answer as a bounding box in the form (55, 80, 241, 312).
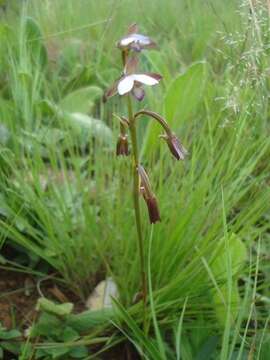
(127, 95, 147, 326)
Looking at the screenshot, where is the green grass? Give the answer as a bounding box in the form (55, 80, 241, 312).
(0, 0, 270, 358)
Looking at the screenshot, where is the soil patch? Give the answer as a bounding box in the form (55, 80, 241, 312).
(0, 269, 84, 330)
(0, 269, 139, 359)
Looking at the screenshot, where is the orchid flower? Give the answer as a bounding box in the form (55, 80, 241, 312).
(117, 23, 156, 51)
(105, 56, 162, 101)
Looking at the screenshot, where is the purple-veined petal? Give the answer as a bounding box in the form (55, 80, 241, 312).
(117, 75, 134, 95)
(132, 86, 145, 101)
(133, 74, 160, 86)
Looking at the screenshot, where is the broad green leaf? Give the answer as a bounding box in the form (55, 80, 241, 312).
(69, 345, 88, 358)
(212, 234, 247, 279)
(0, 326, 21, 340)
(37, 99, 59, 116)
(60, 86, 102, 114)
(141, 62, 207, 156)
(62, 327, 80, 342)
(211, 234, 247, 326)
(36, 298, 73, 317)
(43, 345, 70, 358)
(24, 17, 47, 67)
(30, 313, 62, 337)
(164, 61, 207, 125)
(22, 127, 66, 147)
(65, 112, 112, 144)
(67, 308, 113, 333)
(58, 38, 83, 71)
(212, 281, 240, 327)
(0, 341, 20, 355)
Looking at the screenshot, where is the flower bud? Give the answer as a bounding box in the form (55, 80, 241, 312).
(142, 191, 161, 224)
(161, 133, 187, 160)
(116, 134, 129, 156)
(138, 165, 161, 224)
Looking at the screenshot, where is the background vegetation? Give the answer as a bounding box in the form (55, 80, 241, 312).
(0, 0, 269, 358)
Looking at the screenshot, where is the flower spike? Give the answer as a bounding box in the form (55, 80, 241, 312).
(105, 24, 187, 328)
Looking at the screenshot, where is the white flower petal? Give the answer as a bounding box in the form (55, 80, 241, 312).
(133, 34, 151, 44)
(117, 76, 135, 95)
(120, 36, 136, 46)
(120, 33, 151, 46)
(133, 74, 159, 86)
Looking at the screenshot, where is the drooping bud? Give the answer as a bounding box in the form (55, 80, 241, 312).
(160, 133, 187, 160)
(142, 191, 161, 224)
(116, 134, 129, 156)
(138, 165, 161, 224)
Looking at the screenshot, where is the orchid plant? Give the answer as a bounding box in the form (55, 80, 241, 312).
(105, 24, 187, 325)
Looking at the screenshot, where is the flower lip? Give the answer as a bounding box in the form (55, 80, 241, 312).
(132, 85, 145, 101)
